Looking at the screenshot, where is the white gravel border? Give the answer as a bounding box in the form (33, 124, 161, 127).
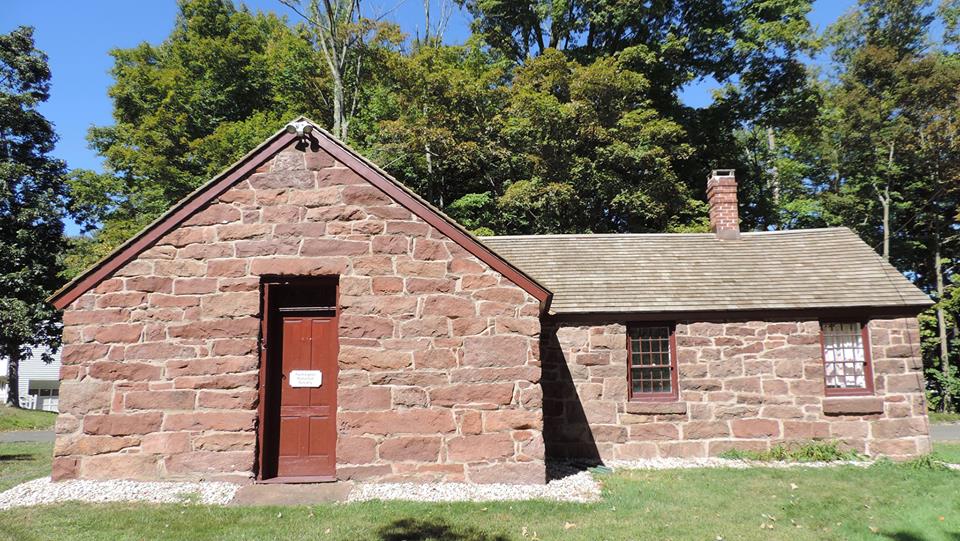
(349, 469, 600, 503)
(0, 477, 239, 510)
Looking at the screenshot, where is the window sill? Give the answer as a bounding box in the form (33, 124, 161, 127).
(624, 401, 686, 415)
(822, 396, 884, 416)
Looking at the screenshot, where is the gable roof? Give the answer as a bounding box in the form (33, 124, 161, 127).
(50, 118, 551, 310)
(481, 228, 933, 316)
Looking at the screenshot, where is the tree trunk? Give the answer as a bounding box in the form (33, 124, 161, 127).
(881, 141, 894, 261)
(423, 0, 430, 45)
(5, 349, 21, 408)
(332, 69, 346, 140)
(766, 127, 779, 205)
(881, 185, 890, 260)
(936, 237, 951, 412)
(283, 0, 358, 141)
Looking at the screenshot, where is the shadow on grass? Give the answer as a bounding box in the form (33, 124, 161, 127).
(0, 454, 36, 462)
(884, 531, 960, 541)
(378, 518, 510, 541)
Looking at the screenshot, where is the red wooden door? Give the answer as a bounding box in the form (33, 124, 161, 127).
(276, 315, 338, 479)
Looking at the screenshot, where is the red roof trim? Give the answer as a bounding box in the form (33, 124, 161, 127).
(50, 120, 551, 311)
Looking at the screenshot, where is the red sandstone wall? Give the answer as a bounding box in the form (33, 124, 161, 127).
(54, 142, 543, 483)
(542, 318, 930, 461)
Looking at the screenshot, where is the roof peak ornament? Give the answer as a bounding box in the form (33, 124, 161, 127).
(285, 119, 314, 139)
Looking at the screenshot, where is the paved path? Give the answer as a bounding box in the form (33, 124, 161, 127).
(931, 423, 960, 441)
(230, 482, 353, 506)
(0, 430, 55, 443)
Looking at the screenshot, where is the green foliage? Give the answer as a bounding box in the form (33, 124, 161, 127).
(718, 441, 865, 462)
(902, 453, 951, 471)
(66, 0, 326, 278)
(357, 41, 513, 212)
(0, 26, 70, 406)
(494, 48, 697, 233)
(926, 364, 960, 412)
(447, 192, 498, 234)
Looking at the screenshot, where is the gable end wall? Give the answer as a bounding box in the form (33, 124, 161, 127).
(53, 142, 543, 484)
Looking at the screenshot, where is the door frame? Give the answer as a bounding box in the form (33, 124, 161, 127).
(256, 276, 339, 482)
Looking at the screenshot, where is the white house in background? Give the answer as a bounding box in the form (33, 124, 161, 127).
(0, 347, 61, 412)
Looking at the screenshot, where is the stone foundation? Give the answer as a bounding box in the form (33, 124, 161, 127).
(54, 141, 544, 484)
(542, 317, 930, 461)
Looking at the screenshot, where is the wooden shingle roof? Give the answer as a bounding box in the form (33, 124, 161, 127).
(480, 228, 933, 315)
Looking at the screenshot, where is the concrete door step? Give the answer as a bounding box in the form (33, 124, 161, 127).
(230, 482, 353, 506)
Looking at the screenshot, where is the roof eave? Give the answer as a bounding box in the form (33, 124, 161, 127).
(545, 302, 934, 321)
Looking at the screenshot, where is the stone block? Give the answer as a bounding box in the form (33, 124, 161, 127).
(58, 381, 112, 415)
(125, 390, 196, 411)
(446, 433, 515, 462)
(429, 384, 515, 407)
(462, 336, 529, 367)
(83, 413, 163, 436)
(339, 387, 391, 411)
(682, 421, 730, 440)
(340, 410, 455, 435)
(162, 411, 256, 432)
(141, 432, 193, 454)
(822, 397, 884, 415)
(379, 437, 442, 462)
(79, 454, 161, 480)
(731, 419, 780, 438)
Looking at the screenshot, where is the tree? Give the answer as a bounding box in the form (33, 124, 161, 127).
(493, 48, 697, 234)
(0, 27, 70, 407)
(67, 0, 326, 277)
(280, 0, 403, 140)
(356, 40, 514, 214)
(812, 0, 960, 409)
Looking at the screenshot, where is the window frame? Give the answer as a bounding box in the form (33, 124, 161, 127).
(819, 320, 875, 397)
(626, 322, 680, 402)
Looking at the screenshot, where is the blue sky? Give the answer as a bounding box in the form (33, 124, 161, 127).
(2, 0, 856, 177)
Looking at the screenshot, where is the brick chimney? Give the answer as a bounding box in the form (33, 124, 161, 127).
(706, 169, 740, 240)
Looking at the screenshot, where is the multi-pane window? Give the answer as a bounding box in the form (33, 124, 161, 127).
(628, 325, 677, 400)
(821, 322, 873, 395)
(28, 388, 59, 398)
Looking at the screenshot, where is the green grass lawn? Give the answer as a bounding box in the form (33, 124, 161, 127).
(930, 411, 960, 424)
(0, 442, 52, 492)
(0, 440, 958, 541)
(0, 406, 56, 432)
(933, 442, 960, 464)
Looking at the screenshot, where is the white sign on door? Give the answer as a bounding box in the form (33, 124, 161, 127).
(289, 370, 323, 388)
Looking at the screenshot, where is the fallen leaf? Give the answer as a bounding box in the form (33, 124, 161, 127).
(790, 483, 798, 490)
(869, 526, 880, 533)
(564, 522, 577, 530)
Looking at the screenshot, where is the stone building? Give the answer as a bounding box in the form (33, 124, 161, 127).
(49, 118, 933, 484)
